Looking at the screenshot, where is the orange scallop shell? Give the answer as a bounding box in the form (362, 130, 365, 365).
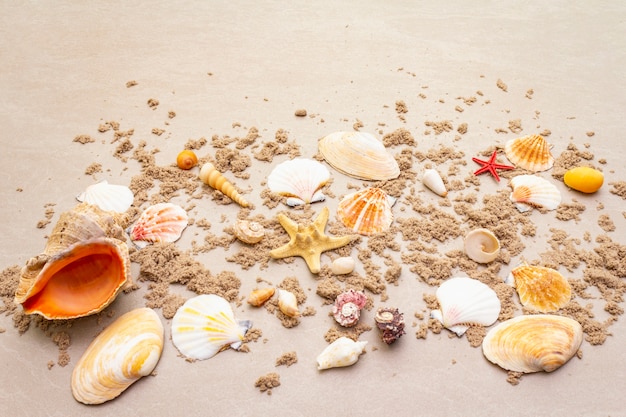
(504, 134, 554, 172)
(337, 187, 394, 236)
(507, 264, 571, 312)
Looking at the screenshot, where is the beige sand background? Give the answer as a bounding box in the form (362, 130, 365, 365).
(1, 1, 625, 416)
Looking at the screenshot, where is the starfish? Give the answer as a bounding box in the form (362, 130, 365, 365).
(270, 206, 357, 274)
(472, 150, 515, 182)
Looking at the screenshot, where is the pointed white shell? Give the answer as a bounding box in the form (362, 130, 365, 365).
(129, 203, 188, 248)
(422, 169, 447, 197)
(277, 289, 300, 318)
(431, 277, 501, 336)
(76, 181, 134, 213)
(316, 336, 368, 370)
(337, 187, 395, 236)
(171, 294, 251, 360)
(509, 175, 561, 212)
(267, 158, 330, 206)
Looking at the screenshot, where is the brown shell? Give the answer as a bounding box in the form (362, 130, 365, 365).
(504, 134, 554, 172)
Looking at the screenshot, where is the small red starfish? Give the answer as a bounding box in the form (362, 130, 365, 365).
(472, 150, 514, 182)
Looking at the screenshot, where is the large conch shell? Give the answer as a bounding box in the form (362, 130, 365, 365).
(504, 134, 554, 172)
(71, 308, 164, 404)
(199, 162, 250, 208)
(15, 203, 131, 319)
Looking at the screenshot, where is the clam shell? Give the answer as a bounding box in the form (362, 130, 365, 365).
(171, 294, 252, 360)
(129, 203, 188, 248)
(316, 336, 368, 370)
(247, 287, 275, 307)
(318, 131, 400, 181)
(422, 169, 447, 197)
(330, 256, 356, 275)
(76, 180, 134, 213)
(431, 277, 501, 336)
(509, 174, 561, 212)
(71, 308, 164, 404)
(277, 289, 300, 318)
(267, 158, 330, 206)
(563, 166, 604, 193)
(464, 228, 500, 263)
(482, 314, 583, 373)
(506, 264, 571, 313)
(337, 187, 395, 236)
(233, 219, 265, 244)
(504, 134, 554, 172)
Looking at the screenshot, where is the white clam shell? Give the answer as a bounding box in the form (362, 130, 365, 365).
(277, 289, 300, 317)
(431, 277, 501, 336)
(76, 180, 134, 213)
(509, 174, 561, 212)
(464, 228, 500, 263)
(267, 158, 330, 206)
(422, 169, 447, 197)
(316, 336, 368, 370)
(129, 203, 188, 248)
(331, 257, 355, 275)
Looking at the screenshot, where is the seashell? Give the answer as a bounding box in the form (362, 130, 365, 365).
(14, 203, 130, 319)
(422, 168, 447, 197)
(247, 287, 275, 307)
(332, 289, 367, 327)
(171, 294, 252, 360)
(176, 150, 198, 170)
(129, 203, 188, 248)
(277, 289, 300, 318)
(233, 219, 265, 244)
(430, 277, 501, 336)
(267, 158, 330, 206)
(76, 180, 134, 213)
(505, 264, 571, 313)
(375, 307, 406, 345)
(482, 314, 583, 373)
(464, 228, 500, 263)
(331, 256, 355, 275)
(199, 162, 250, 208)
(509, 174, 561, 213)
(563, 166, 604, 193)
(316, 336, 368, 370)
(318, 131, 400, 181)
(504, 134, 554, 172)
(337, 187, 395, 236)
(71, 308, 164, 404)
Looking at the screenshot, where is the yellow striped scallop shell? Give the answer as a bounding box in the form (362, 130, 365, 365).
(337, 187, 395, 236)
(506, 264, 571, 313)
(504, 134, 554, 172)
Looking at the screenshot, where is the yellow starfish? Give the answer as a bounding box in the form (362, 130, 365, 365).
(270, 207, 357, 274)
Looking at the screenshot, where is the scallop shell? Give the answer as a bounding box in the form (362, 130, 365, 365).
(277, 289, 300, 318)
(509, 174, 561, 212)
(506, 264, 571, 313)
(199, 162, 250, 208)
(267, 158, 330, 206)
(171, 294, 252, 360)
(563, 166, 604, 193)
(71, 308, 164, 404)
(318, 131, 400, 180)
(129, 203, 188, 248)
(422, 169, 447, 197)
(76, 181, 134, 213)
(482, 314, 583, 373)
(247, 287, 275, 307)
(464, 228, 500, 263)
(233, 219, 265, 244)
(316, 336, 368, 370)
(337, 187, 395, 236)
(504, 134, 554, 172)
(330, 256, 355, 275)
(430, 277, 501, 336)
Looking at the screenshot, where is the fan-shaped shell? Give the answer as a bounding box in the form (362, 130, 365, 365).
(464, 228, 500, 263)
(422, 168, 447, 197)
(431, 277, 501, 336)
(318, 131, 400, 181)
(504, 134, 554, 172)
(71, 308, 164, 404)
(509, 174, 561, 212)
(506, 264, 571, 312)
(247, 287, 275, 307)
(337, 187, 395, 236)
(129, 203, 188, 248)
(76, 181, 134, 213)
(267, 158, 330, 206)
(316, 336, 368, 370)
(171, 294, 252, 360)
(482, 314, 583, 373)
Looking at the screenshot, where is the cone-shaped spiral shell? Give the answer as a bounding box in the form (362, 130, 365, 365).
(464, 228, 500, 263)
(337, 187, 395, 236)
(509, 174, 561, 212)
(267, 158, 330, 206)
(482, 314, 583, 373)
(247, 287, 275, 307)
(171, 294, 252, 360)
(129, 203, 188, 248)
(316, 336, 368, 370)
(422, 169, 447, 197)
(71, 308, 164, 405)
(76, 181, 134, 213)
(277, 289, 300, 318)
(318, 131, 400, 180)
(199, 162, 250, 208)
(506, 264, 571, 313)
(504, 134, 554, 172)
(431, 277, 501, 336)
(15, 203, 130, 320)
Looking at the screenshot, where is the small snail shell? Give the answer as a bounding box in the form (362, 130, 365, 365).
(199, 162, 250, 208)
(233, 220, 265, 244)
(247, 287, 275, 307)
(277, 289, 300, 318)
(176, 150, 198, 170)
(464, 228, 500, 263)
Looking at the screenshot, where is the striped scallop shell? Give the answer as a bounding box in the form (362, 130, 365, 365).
(76, 180, 134, 213)
(504, 134, 554, 172)
(509, 174, 561, 212)
(171, 294, 252, 360)
(506, 264, 571, 313)
(430, 277, 501, 336)
(318, 131, 400, 180)
(129, 203, 188, 248)
(267, 158, 330, 206)
(337, 187, 395, 236)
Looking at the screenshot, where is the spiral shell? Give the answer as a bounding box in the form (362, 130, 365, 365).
(199, 162, 250, 208)
(247, 287, 275, 307)
(277, 289, 300, 318)
(176, 150, 198, 170)
(233, 219, 265, 244)
(332, 289, 367, 327)
(316, 336, 368, 370)
(464, 228, 500, 263)
(422, 168, 447, 197)
(374, 307, 406, 344)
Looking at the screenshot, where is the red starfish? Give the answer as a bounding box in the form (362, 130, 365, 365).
(472, 150, 514, 182)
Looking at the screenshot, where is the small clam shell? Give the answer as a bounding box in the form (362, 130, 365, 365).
(277, 289, 300, 318)
(247, 287, 275, 307)
(464, 228, 500, 263)
(129, 203, 188, 248)
(76, 180, 134, 213)
(563, 166, 604, 193)
(176, 150, 198, 170)
(267, 158, 330, 206)
(316, 336, 368, 370)
(337, 187, 395, 236)
(509, 174, 561, 212)
(504, 134, 554, 172)
(422, 169, 447, 197)
(330, 257, 355, 275)
(506, 264, 571, 313)
(233, 219, 265, 244)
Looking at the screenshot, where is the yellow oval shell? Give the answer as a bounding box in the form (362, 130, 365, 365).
(176, 150, 198, 170)
(563, 166, 604, 193)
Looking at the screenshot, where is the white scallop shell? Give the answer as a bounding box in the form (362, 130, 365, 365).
(316, 336, 368, 370)
(76, 180, 134, 213)
(430, 277, 501, 336)
(509, 174, 561, 212)
(267, 158, 330, 206)
(171, 294, 252, 360)
(129, 203, 188, 248)
(422, 169, 447, 197)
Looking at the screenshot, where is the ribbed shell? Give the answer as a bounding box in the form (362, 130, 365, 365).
(129, 203, 188, 248)
(267, 158, 330, 206)
(337, 187, 395, 236)
(506, 264, 571, 312)
(76, 181, 134, 213)
(504, 134, 554, 172)
(509, 174, 561, 212)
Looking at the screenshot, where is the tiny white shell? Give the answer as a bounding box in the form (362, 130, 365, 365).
(316, 336, 368, 370)
(129, 203, 188, 248)
(277, 289, 300, 318)
(422, 169, 447, 197)
(76, 180, 134, 213)
(331, 257, 355, 275)
(509, 175, 561, 213)
(464, 228, 500, 263)
(267, 158, 330, 206)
